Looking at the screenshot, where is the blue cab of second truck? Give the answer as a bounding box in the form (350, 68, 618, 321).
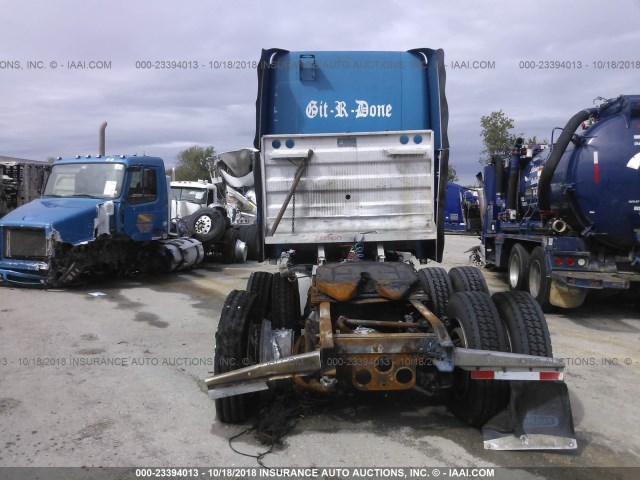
(0, 155, 169, 284)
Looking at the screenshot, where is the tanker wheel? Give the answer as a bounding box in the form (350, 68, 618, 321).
(247, 271, 273, 323)
(492, 291, 552, 357)
(417, 267, 453, 318)
(527, 247, 554, 312)
(449, 266, 490, 294)
(189, 208, 226, 243)
(271, 272, 301, 329)
(446, 291, 510, 428)
(508, 244, 529, 291)
(214, 289, 259, 423)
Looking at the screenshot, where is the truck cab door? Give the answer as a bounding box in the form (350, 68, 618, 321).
(122, 166, 167, 241)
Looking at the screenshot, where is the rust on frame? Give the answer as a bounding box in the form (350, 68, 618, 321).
(375, 281, 410, 300)
(345, 353, 417, 391)
(410, 299, 453, 347)
(318, 301, 334, 348)
(316, 280, 358, 302)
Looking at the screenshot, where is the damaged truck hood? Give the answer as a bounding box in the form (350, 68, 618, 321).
(0, 197, 106, 245)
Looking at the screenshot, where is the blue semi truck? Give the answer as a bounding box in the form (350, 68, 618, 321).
(205, 48, 577, 451)
(444, 182, 481, 232)
(479, 95, 640, 311)
(0, 151, 208, 287)
(0, 124, 253, 287)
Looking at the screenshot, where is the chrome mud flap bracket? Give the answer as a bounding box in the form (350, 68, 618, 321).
(482, 381, 577, 450)
(205, 350, 322, 400)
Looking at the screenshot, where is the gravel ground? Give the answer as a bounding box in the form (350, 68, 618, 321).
(0, 234, 638, 477)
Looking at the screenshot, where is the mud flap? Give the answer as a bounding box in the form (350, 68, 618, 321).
(482, 381, 577, 450)
(550, 279, 587, 309)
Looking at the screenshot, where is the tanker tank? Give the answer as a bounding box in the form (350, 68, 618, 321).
(481, 95, 640, 311)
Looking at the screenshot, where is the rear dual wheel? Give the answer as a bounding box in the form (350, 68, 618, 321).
(417, 267, 452, 318)
(247, 271, 273, 323)
(446, 291, 509, 427)
(449, 266, 489, 294)
(214, 290, 260, 423)
(213, 270, 303, 424)
(417, 266, 488, 319)
(446, 289, 553, 428)
(271, 272, 301, 329)
(492, 290, 552, 357)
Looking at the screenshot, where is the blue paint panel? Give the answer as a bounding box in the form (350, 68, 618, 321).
(1, 197, 103, 245)
(445, 183, 465, 225)
(0, 155, 168, 245)
(254, 47, 449, 262)
(264, 51, 431, 135)
(444, 182, 479, 232)
(53, 156, 165, 169)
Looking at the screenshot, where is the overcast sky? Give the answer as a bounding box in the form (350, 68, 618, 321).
(1, 0, 639, 185)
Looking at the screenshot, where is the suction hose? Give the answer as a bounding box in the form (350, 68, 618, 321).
(538, 109, 596, 211)
(491, 154, 504, 197)
(506, 139, 524, 211)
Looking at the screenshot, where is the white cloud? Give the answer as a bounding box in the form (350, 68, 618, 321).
(1, 0, 639, 183)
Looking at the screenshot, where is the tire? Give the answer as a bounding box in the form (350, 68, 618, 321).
(214, 290, 259, 423)
(449, 266, 489, 294)
(417, 267, 453, 318)
(446, 291, 510, 427)
(507, 243, 529, 291)
(188, 208, 226, 243)
(243, 224, 260, 261)
(527, 247, 553, 312)
(492, 291, 552, 357)
(236, 224, 250, 242)
(271, 272, 300, 329)
(222, 229, 247, 264)
(247, 271, 273, 322)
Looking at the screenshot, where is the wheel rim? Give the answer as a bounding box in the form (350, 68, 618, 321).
(195, 215, 212, 234)
(508, 254, 520, 289)
(503, 323, 513, 352)
(529, 260, 541, 298)
(449, 322, 470, 398)
(450, 325, 468, 348)
(234, 239, 248, 263)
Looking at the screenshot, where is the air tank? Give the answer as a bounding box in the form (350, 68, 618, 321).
(521, 95, 640, 252)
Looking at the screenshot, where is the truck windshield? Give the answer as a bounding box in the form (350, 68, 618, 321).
(170, 187, 209, 205)
(43, 163, 126, 198)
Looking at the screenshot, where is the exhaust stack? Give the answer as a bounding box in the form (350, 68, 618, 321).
(98, 121, 108, 156)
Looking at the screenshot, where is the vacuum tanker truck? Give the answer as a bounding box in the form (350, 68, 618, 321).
(480, 95, 640, 311)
